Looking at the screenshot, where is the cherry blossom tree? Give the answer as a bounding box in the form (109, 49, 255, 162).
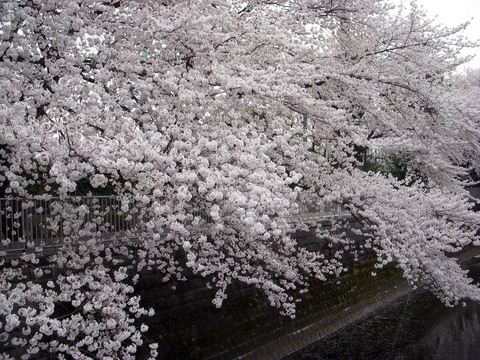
(0, 0, 479, 358)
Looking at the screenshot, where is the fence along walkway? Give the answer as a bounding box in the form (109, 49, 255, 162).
(0, 196, 349, 253)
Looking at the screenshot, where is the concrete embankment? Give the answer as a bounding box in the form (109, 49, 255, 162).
(136, 225, 396, 360)
(266, 246, 480, 360)
(137, 226, 480, 360)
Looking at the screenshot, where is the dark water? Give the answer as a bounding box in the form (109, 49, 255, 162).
(281, 257, 480, 360)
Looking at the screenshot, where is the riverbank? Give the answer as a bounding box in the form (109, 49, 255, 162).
(280, 251, 480, 360)
(273, 246, 480, 360)
(136, 231, 480, 360)
(241, 266, 411, 360)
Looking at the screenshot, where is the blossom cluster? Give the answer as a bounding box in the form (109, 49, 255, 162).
(0, 239, 157, 359)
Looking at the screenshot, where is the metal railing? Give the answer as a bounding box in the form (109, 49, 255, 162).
(0, 196, 349, 253)
(295, 199, 350, 221)
(0, 196, 149, 252)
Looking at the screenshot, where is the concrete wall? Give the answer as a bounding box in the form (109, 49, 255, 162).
(136, 222, 410, 360)
(467, 186, 480, 199)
